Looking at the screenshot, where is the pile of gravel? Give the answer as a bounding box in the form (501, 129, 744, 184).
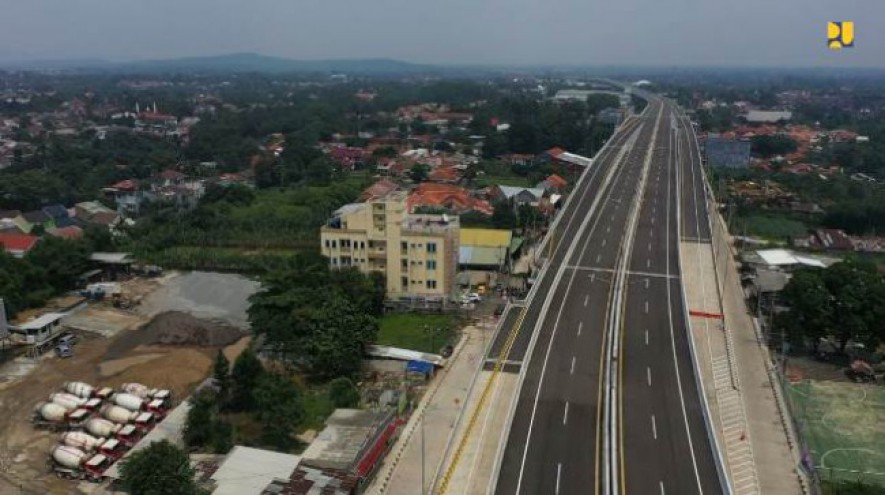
(142, 311, 245, 347)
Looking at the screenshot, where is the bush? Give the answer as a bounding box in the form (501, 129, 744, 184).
(328, 377, 360, 408)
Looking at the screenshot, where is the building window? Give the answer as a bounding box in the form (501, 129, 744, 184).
(401, 276, 408, 289)
(427, 280, 437, 289)
(401, 259, 408, 269)
(401, 241, 408, 253)
(331, 240, 337, 248)
(324, 239, 330, 248)
(427, 242, 437, 253)
(427, 260, 437, 270)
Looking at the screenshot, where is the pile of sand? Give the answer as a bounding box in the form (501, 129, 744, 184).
(142, 311, 245, 347)
(106, 348, 214, 398)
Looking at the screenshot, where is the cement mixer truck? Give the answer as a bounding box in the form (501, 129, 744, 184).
(64, 381, 114, 400)
(50, 392, 101, 411)
(60, 431, 127, 460)
(49, 445, 112, 482)
(100, 404, 157, 432)
(32, 402, 90, 431)
(122, 382, 171, 403)
(113, 392, 169, 417)
(84, 418, 140, 448)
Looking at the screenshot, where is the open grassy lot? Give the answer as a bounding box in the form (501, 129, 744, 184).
(786, 380, 885, 488)
(733, 212, 811, 242)
(377, 313, 459, 354)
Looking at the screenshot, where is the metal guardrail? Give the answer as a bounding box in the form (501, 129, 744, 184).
(672, 107, 734, 495)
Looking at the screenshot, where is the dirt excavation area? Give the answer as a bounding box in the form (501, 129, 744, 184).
(0, 271, 258, 494)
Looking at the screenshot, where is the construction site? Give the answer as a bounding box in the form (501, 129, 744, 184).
(0, 271, 258, 494)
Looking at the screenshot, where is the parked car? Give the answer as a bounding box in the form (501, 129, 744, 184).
(58, 333, 78, 347)
(55, 344, 73, 359)
(461, 292, 482, 303)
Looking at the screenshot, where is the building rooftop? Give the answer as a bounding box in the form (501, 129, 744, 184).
(745, 110, 793, 123)
(460, 228, 512, 248)
(401, 214, 459, 235)
(301, 409, 391, 471)
(11, 312, 65, 330)
(210, 446, 301, 495)
(0, 233, 39, 254)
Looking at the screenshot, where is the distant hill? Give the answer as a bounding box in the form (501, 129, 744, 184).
(0, 53, 435, 74)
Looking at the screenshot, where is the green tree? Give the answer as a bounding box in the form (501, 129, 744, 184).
(776, 269, 832, 351)
(213, 351, 231, 405)
(409, 163, 430, 183)
(183, 389, 216, 449)
(821, 260, 885, 352)
(230, 347, 265, 411)
(777, 260, 885, 353)
(328, 377, 360, 408)
(254, 373, 304, 450)
(119, 440, 200, 495)
(751, 135, 798, 158)
(305, 297, 378, 379)
(491, 200, 517, 229)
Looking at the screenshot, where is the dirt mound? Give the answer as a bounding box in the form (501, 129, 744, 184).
(143, 311, 245, 346)
(106, 347, 214, 398)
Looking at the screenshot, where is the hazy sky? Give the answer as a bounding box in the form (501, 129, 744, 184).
(0, 0, 882, 68)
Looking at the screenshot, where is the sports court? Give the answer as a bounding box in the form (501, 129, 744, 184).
(786, 380, 885, 487)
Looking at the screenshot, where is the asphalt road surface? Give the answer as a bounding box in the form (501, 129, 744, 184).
(494, 98, 723, 495)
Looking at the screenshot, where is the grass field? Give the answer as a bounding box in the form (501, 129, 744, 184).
(786, 380, 885, 487)
(733, 213, 811, 242)
(377, 313, 459, 354)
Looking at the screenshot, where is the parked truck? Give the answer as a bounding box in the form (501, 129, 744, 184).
(113, 392, 169, 417)
(51, 392, 101, 411)
(33, 402, 90, 431)
(84, 418, 141, 448)
(50, 445, 112, 482)
(60, 432, 128, 460)
(64, 381, 115, 400)
(122, 382, 171, 402)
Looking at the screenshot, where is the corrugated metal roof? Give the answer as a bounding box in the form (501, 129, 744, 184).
(460, 228, 512, 248)
(210, 446, 301, 495)
(459, 246, 506, 267)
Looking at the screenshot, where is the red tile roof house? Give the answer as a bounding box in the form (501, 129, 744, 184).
(0, 233, 39, 258)
(407, 183, 493, 216)
(359, 178, 399, 201)
(428, 165, 461, 183)
(329, 146, 367, 171)
(538, 174, 568, 192)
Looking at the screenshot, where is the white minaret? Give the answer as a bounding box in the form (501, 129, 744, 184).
(135, 102, 140, 114)
(153, 102, 158, 114)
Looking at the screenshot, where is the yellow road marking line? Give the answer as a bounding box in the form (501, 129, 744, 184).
(436, 306, 528, 494)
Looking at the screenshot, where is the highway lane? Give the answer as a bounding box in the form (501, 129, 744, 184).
(496, 101, 664, 495)
(619, 102, 721, 494)
(493, 97, 725, 495)
(485, 115, 644, 366)
(678, 111, 712, 242)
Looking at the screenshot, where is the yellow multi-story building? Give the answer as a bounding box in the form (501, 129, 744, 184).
(320, 191, 459, 300)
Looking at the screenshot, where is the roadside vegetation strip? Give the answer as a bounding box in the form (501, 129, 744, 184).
(436, 306, 528, 495)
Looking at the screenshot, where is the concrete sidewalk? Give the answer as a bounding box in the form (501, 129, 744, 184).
(682, 240, 760, 495)
(711, 213, 808, 494)
(367, 323, 494, 495)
